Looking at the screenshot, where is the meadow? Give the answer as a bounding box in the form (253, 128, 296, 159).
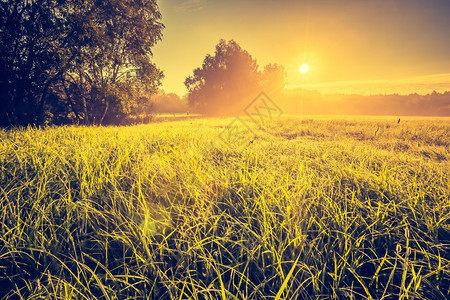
(0, 116, 448, 299)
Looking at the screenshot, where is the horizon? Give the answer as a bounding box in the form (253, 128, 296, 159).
(286, 72, 450, 96)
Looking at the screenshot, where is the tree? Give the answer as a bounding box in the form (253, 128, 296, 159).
(0, 0, 164, 127)
(261, 63, 286, 93)
(0, 0, 72, 126)
(184, 39, 261, 115)
(61, 0, 164, 125)
(185, 40, 287, 115)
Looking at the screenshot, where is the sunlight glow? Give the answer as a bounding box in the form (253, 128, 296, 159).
(299, 63, 310, 74)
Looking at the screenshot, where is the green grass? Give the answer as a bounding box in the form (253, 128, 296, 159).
(0, 116, 449, 299)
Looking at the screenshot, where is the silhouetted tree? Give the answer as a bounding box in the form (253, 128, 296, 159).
(261, 63, 286, 93)
(184, 39, 261, 115)
(185, 40, 288, 115)
(0, 0, 72, 126)
(0, 0, 164, 127)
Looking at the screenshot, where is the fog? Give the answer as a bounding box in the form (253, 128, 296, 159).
(178, 89, 450, 117)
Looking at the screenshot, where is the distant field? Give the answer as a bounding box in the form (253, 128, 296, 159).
(0, 117, 449, 299)
(153, 113, 201, 122)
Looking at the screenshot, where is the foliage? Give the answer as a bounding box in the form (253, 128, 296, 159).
(279, 89, 450, 116)
(151, 90, 189, 114)
(0, 0, 164, 127)
(61, 0, 164, 125)
(261, 63, 286, 93)
(0, 0, 72, 126)
(185, 39, 286, 115)
(0, 117, 448, 299)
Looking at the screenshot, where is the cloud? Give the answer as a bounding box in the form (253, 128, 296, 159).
(176, 0, 206, 12)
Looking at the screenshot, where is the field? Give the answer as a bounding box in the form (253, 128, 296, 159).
(0, 116, 449, 299)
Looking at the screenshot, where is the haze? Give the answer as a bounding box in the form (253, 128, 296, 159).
(154, 0, 450, 96)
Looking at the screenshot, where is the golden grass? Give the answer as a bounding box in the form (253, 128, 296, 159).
(0, 116, 448, 299)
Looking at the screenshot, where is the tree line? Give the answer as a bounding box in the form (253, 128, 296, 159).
(0, 0, 163, 127)
(279, 89, 450, 117)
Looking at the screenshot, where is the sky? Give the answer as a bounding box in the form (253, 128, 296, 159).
(152, 0, 450, 96)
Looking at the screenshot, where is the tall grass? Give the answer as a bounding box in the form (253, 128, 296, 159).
(0, 117, 448, 299)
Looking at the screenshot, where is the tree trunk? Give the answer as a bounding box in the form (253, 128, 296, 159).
(62, 81, 81, 122)
(99, 102, 109, 125)
(37, 80, 52, 124)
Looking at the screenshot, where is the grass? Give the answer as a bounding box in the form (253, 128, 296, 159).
(0, 116, 448, 299)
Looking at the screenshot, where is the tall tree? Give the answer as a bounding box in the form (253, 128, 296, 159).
(0, 0, 164, 127)
(184, 39, 261, 115)
(0, 0, 71, 126)
(62, 0, 164, 125)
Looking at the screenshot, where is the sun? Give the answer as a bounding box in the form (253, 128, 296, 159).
(299, 63, 310, 74)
